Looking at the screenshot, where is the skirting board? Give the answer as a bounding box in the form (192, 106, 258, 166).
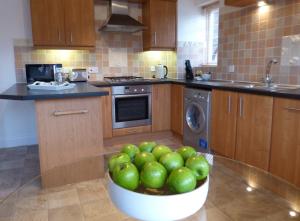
(0, 136, 37, 148)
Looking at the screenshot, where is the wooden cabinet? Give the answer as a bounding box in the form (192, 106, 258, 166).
(152, 84, 171, 131)
(30, 0, 95, 48)
(211, 90, 273, 170)
(102, 88, 113, 139)
(30, 0, 65, 46)
(171, 84, 184, 136)
(211, 90, 238, 159)
(224, 0, 257, 7)
(143, 0, 177, 51)
(64, 0, 96, 47)
(270, 98, 300, 187)
(35, 97, 104, 187)
(235, 93, 273, 170)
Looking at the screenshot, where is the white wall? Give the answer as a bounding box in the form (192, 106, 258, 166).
(0, 0, 37, 148)
(177, 0, 206, 43)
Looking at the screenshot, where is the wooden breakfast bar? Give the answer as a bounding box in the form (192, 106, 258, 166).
(0, 82, 109, 188)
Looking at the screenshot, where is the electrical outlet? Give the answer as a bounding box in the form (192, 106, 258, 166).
(228, 65, 235, 73)
(150, 66, 156, 72)
(87, 67, 99, 74)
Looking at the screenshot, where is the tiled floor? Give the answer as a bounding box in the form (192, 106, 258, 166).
(0, 133, 299, 221)
(0, 145, 40, 202)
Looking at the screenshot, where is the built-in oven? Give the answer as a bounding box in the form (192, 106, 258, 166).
(112, 85, 152, 129)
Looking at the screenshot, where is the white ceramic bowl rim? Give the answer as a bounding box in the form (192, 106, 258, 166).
(107, 172, 209, 199)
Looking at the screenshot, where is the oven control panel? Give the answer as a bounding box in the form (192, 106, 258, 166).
(112, 85, 152, 95)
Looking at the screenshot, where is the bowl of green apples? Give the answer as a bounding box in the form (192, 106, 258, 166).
(107, 142, 210, 221)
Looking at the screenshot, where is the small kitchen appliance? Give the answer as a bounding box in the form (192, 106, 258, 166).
(185, 60, 194, 80)
(69, 68, 88, 82)
(26, 64, 62, 83)
(155, 64, 168, 79)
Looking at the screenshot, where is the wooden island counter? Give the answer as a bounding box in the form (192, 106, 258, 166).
(0, 83, 109, 187)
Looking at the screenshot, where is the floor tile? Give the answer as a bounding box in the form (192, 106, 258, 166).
(81, 198, 116, 219)
(76, 179, 109, 204)
(14, 208, 48, 221)
(47, 189, 80, 209)
(48, 205, 83, 221)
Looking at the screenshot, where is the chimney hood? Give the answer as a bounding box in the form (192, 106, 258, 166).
(99, 0, 146, 33)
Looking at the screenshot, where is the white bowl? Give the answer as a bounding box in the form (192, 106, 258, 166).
(202, 74, 211, 81)
(107, 173, 209, 221)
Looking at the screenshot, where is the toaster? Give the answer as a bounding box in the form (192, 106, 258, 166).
(69, 69, 88, 82)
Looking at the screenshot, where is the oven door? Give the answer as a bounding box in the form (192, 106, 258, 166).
(112, 94, 152, 129)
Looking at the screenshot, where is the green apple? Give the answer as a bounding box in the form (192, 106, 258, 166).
(159, 152, 184, 173)
(186, 155, 210, 180)
(152, 145, 172, 160)
(138, 141, 157, 153)
(134, 152, 156, 170)
(176, 146, 197, 161)
(112, 162, 139, 191)
(121, 144, 140, 161)
(108, 153, 131, 173)
(140, 161, 167, 189)
(167, 167, 197, 193)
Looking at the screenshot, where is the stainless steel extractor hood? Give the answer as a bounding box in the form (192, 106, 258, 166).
(99, 0, 146, 33)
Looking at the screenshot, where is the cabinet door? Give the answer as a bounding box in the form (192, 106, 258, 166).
(235, 93, 273, 170)
(64, 0, 96, 47)
(270, 98, 300, 187)
(102, 88, 113, 139)
(211, 90, 238, 159)
(35, 97, 103, 187)
(30, 0, 65, 46)
(143, 0, 176, 50)
(152, 84, 171, 132)
(171, 84, 184, 136)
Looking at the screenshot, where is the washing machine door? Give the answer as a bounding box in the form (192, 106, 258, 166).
(185, 102, 206, 134)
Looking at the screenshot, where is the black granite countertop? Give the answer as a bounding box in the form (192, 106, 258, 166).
(89, 78, 300, 100)
(0, 82, 109, 100)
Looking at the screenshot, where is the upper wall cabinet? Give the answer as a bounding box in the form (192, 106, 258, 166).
(143, 0, 177, 51)
(224, 0, 257, 7)
(30, 0, 96, 48)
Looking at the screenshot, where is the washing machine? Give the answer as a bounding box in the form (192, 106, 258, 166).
(183, 88, 211, 153)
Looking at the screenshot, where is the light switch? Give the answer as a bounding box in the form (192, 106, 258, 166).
(228, 65, 235, 73)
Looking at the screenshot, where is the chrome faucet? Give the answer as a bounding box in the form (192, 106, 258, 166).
(264, 59, 278, 85)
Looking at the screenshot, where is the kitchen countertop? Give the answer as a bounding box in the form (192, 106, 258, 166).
(90, 78, 300, 100)
(0, 82, 109, 100)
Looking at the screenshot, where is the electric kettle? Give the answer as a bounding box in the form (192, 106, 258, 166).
(155, 64, 168, 79)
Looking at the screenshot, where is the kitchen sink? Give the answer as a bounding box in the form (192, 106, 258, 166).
(207, 80, 300, 91)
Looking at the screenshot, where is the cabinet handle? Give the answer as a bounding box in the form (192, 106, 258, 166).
(154, 32, 157, 46)
(70, 32, 73, 43)
(239, 96, 243, 117)
(284, 107, 300, 112)
(53, 110, 88, 117)
(228, 95, 231, 113)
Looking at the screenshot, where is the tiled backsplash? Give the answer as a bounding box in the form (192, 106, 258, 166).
(14, 3, 177, 82)
(216, 0, 300, 84)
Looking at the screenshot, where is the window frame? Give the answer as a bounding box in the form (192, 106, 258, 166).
(203, 3, 220, 66)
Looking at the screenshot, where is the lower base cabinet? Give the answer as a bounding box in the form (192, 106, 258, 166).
(171, 84, 184, 136)
(152, 84, 171, 132)
(269, 98, 300, 187)
(235, 93, 273, 171)
(211, 90, 273, 171)
(102, 87, 113, 139)
(35, 97, 104, 187)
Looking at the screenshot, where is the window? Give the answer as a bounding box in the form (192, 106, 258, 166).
(204, 3, 219, 66)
